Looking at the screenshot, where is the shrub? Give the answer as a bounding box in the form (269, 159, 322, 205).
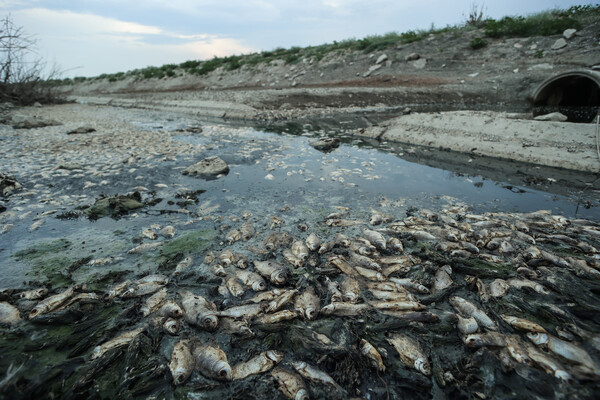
(484, 13, 582, 38)
(469, 37, 488, 49)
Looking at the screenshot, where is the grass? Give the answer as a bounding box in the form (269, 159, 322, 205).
(58, 4, 599, 85)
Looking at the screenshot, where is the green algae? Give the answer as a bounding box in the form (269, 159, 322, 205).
(158, 229, 217, 258)
(13, 238, 72, 261)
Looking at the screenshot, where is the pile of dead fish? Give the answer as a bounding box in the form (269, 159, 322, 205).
(2, 206, 600, 399)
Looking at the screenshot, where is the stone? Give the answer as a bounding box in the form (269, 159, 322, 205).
(67, 126, 96, 135)
(310, 137, 340, 153)
(534, 112, 568, 122)
(363, 64, 382, 77)
(563, 29, 577, 40)
(405, 53, 420, 61)
(376, 54, 388, 64)
(0, 173, 22, 196)
(10, 114, 61, 129)
(411, 58, 427, 69)
(86, 192, 144, 220)
(551, 38, 567, 50)
(182, 156, 229, 178)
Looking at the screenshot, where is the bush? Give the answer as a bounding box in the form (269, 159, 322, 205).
(469, 37, 488, 49)
(484, 13, 582, 38)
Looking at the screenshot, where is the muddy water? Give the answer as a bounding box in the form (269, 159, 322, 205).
(1, 107, 599, 399)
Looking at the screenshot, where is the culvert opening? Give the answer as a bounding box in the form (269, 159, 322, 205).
(532, 70, 600, 123)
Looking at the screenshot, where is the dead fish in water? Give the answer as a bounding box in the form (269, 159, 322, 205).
(324, 277, 343, 302)
(160, 225, 176, 238)
(305, 233, 321, 251)
(18, 288, 48, 300)
(169, 339, 194, 385)
(457, 315, 479, 335)
(219, 317, 254, 338)
(218, 249, 236, 266)
(340, 276, 361, 303)
(432, 266, 453, 292)
(179, 290, 219, 331)
(526, 332, 599, 372)
(283, 249, 304, 268)
(29, 219, 45, 232)
(292, 361, 341, 388)
(105, 280, 131, 300)
(449, 296, 497, 330)
(91, 326, 146, 360)
(88, 256, 123, 266)
(351, 252, 381, 271)
(163, 317, 180, 335)
(294, 286, 320, 320)
(241, 210, 252, 220)
(502, 315, 546, 333)
(369, 300, 425, 311)
(326, 218, 363, 227)
(240, 222, 255, 240)
(321, 302, 370, 316)
(360, 339, 385, 372)
(173, 256, 193, 276)
(193, 342, 232, 381)
(291, 240, 309, 260)
(141, 228, 158, 240)
(409, 230, 437, 241)
(369, 289, 415, 302)
(507, 279, 550, 295)
(29, 286, 75, 319)
(217, 303, 264, 319)
(525, 343, 572, 382)
(264, 232, 294, 251)
(121, 282, 165, 298)
(226, 276, 245, 298)
(127, 242, 163, 254)
(140, 288, 167, 317)
(254, 310, 298, 324)
(1, 224, 14, 234)
(318, 240, 336, 254)
(271, 367, 310, 400)
(0, 302, 21, 326)
(158, 301, 183, 318)
(465, 332, 509, 348)
(388, 237, 404, 252)
(265, 289, 298, 313)
(232, 350, 283, 380)
(362, 229, 387, 250)
(253, 260, 287, 285)
(488, 279, 510, 298)
(387, 334, 431, 375)
(234, 269, 267, 292)
(390, 277, 429, 294)
(355, 266, 385, 281)
(225, 228, 242, 244)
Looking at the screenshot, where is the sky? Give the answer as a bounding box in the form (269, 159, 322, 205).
(0, 0, 594, 77)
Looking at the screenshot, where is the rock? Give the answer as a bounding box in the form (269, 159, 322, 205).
(0, 173, 22, 196)
(551, 38, 567, 50)
(33, 102, 42, 108)
(563, 29, 577, 40)
(10, 115, 61, 129)
(310, 137, 340, 152)
(363, 64, 382, 77)
(86, 192, 144, 220)
(411, 58, 427, 69)
(405, 53, 420, 61)
(534, 112, 568, 122)
(67, 126, 96, 135)
(182, 156, 230, 178)
(376, 54, 388, 64)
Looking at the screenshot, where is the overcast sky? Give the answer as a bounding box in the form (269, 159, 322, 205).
(0, 0, 593, 77)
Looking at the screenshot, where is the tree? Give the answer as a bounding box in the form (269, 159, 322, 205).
(0, 14, 62, 105)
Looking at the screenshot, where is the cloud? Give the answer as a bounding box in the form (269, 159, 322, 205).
(9, 7, 254, 76)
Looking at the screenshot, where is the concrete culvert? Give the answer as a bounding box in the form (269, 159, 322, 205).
(532, 70, 600, 123)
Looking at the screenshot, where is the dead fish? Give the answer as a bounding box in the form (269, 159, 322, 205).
(234, 269, 267, 292)
(390, 278, 429, 294)
(91, 326, 145, 359)
(120, 282, 165, 298)
(369, 288, 415, 302)
(254, 260, 287, 285)
(18, 288, 48, 300)
(271, 367, 310, 400)
(265, 289, 298, 313)
(245, 289, 287, 303)
(0, 302, 21, 326)
(294, 286, 320, 320)
(410, 230, 436, 241)
(355, 266, 385, 281)
(241, 210, 252, 220)
(212, 265, 227, 277)
(457, 315, 479, 335)
(226, 276, 245, 298)
(488, 279, 509, 298)
(160, 225, 176, 238)
(136, 274, 169, 285)
(305, 233, 321, 251)
(449, 296, 497, 330)
(270, 216, 283, 230)
(318, 240, 336, 254)
(465, 332, 509, 348)
(363, 229, 387, 249)
(158, 301, 183, 318)
(219, 317, 254, 337)
(540, 250, 570, 268)
(29, 219, 45, 232)
(127, 242, 163, 254)
(387, 334, 431, 375)
(433, 267, 453, 292)
(369, 212, 385, 225)
(382, 264, 411, 277)
(29, 286, 75, 318)
(527, 332, 599, 371)
(326, 218, 363, 227)
(283, 249, 304, 268)
(525, 343, 572, 382)
(217, 304, 264, 319)
(140, 288, 167, 317)
(340, 276, 361, 303)
(170, 339, 194, 385)
(388, 237, 404, 252)
(173, 256, 193, 276)
(292, 361, 340, 387)
(218, 249, 236, 266)
(321, 302, 370, 316)
(141, 228, 158, 240)
(105, 280, 131, 300)
(507, 279, 550, 295)
(324, 277, 343, 302)
(225, 228, 242, 244)
(204, 251, 216, 264)
(351, 252, 381, 271)
(179, 290, 219, 331)
(360, 339, 385, 372)
(264, 232, 294, 251)
(350, 240, 374, 256)
(163, 317, 180, 335)
(88, 256, 123, 266)
(232, 351, 283, 380)
(193, 342, 232, 381)
(240, 222, 255, 240)
(236, 255, 248, 269)
(502, 315, 546, 333)
(291, 240, 309, 260)
(254, 310, 298, 324)
(370, 300, 425, 311)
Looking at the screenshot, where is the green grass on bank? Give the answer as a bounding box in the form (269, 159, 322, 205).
(56, 4, 599, 85)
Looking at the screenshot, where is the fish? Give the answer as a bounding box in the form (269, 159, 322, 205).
(254, 310, 298, 324)
(390, 277, 429, 294)
(369, 288, 415, 302)
(163, 317, 180, 335)
(318, 240, 336, 254)
(158, 301, 183, 318)
(160, 225, 176, 238)
(225, 228, 242, 244)
(253, 260, 287, 285)
(291, 240, 309, 260)
(387, 334, 431, 375)
(465, 332, 509, 348)
(294, 286, 320, 320)
(240, 222, 255, 240)
(292, 361, 340, 387)
(305, 233, 321, 251)
(120, 282, 165, 298)
(340, 276, 361, 303)
(355, 266, 385, 281)
(193, 342, 232, 381)
(179, 290, 219, 331)
(173, 256, 194, 276)
(283, 249, 304, 268)
(324, 277, 343, 302)
(351, 252, 381, 271)
(218, 249, 236, 266)
(410, 230, 436, 241)
(488, 279, 510, 297)
(105, 280, 131, 300)
(141, 228, 158, 240)
(234, 269, 267, 291)
(91, 326, 146, 359)
(265, 289, 298, 313)
(362, 229, 387, 249)
(29, 219, 45, 232)
(217, 304, 264, 319)
(232, 351, 283, 380)
(326, 218, 363, 227)
(169, 339, 194, 385)
(226, 276, 245, 298)
(507, 279, 550, 295)
(525, 343, 572, 381)
(29, 286, 75, 318)
(388, 237, 404, 252)
(127, 242, 163, 254)
(457, 315, 479, 334)
(449, 296, 497, 330)
(18, 288, 48, 300)
(139, 288, 167, 317)
(502, 315, 546, 333)
(432, 266, 453, 292)
(264, 232, 294, 251)
(219, 317, 254, 337)
(526, 332, 599, 372)
(271, 367, 310, 400)
(88, 256, 123, 266)
(0, 302, 21, 326)
(369, 300, 425, 311)
(321, 302, 370, 316)
(360, 339, 385, 371)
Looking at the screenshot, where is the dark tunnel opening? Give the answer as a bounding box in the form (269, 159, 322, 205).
(533, 72, 600, 123)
